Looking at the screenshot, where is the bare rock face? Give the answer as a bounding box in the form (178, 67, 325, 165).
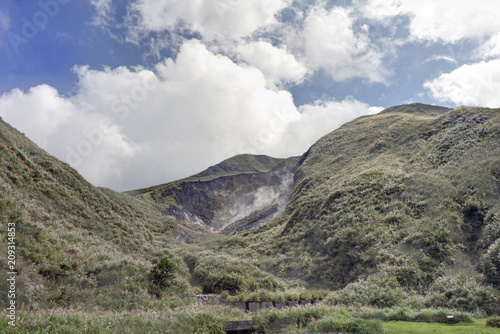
(160, 162, 296, 233)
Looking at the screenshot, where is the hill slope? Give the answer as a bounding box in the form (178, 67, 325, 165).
(223, 104, 500, 312)
(0, 117, 289, 313)
(0, 116, 181, 310)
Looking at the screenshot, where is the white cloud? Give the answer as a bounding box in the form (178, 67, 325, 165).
(424, 59, 500, 108)
(475, 32, 500, 60)
(424, 55, 457, 64)
(127, 0, 289, 41)
(0, 85, 75, 148)
(236, 41, 308, 87)
(90, 0, 113, 27)
(292, 5, 387, 83)
(0, 84, 140, 187)
(0, 39, 379, 191)
(362, 0, 500, 43)
(288, 99, 382, 147)
(0, 10, 10, 46)
(93, 1, 388, 84)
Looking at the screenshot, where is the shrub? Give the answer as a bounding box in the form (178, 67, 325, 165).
(150, 257, 176, 289)
(388, 307, 408, 321)
(427, 275, 500, 315)
(190, 254, 283, 295)
(486, 317, 500, 328)
(253, 306, 332, 333)
(191, 313, 226, 334)
(479, 240, 500, 287)
(324, 276, 407, 308)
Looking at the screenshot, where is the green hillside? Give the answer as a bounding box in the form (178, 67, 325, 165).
(221, 104, 500, 313)
(0, 115, 288, 326)
(0, 116, 183, 311)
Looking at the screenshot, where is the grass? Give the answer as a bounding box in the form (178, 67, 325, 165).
(0, 311, 496, 334)
(252, 305, 384, 334)
(383, 319, 500, 334)
(0, 304, 248, 334)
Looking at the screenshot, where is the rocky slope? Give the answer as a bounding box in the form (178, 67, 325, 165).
(128, 155, 299, 233)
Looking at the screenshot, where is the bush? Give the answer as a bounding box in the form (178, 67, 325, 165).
(486, 317, 500, 328)
(190, 254, 283, 295)
(150, 257, 176, 288)
(427, 275, 500, 315)
(480, 240, 500, 287)
(253, 306, 331, 333)
(253, 307, 383, 334)
(191, 313, 226, 334)
(324, 276, 407, 308)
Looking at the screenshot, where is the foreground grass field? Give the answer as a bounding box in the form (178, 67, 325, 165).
(383, 319, 500, 334)
(0, 306, 247, 334)
(2, 313, 499, 334)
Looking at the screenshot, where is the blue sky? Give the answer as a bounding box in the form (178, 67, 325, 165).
(1, 0, 500, 191)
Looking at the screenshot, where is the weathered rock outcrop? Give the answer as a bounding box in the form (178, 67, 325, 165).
(131, 155, 300, 233)
(164, 163, 295, 232)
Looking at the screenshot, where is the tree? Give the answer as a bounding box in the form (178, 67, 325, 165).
(150, 257, 175, 288)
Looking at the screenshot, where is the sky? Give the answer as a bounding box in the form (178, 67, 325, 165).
(0, 0, 499, 191)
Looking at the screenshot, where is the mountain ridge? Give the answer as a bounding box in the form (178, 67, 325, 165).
(129, 155, 300, 233)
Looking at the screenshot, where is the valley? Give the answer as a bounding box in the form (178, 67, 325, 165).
(1, 103, 499, 333)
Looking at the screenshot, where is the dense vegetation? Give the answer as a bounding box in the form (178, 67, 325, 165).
(219, 104, 500, 315)
(1, 104, 499, 332)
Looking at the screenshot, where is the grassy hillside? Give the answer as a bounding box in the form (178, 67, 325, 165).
(0, 116, 289, 317)
(220, 104, 500, 314)
(0, 116, 187, 312)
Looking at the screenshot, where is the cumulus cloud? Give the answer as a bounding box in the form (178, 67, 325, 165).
(424, 59, 500, 107)
(0, 39, 380, 191)
(126, 0, 289, 41)
(0, 85, 75, 148)
(236, 41, 308, 87)
(0, 84, 140, 187)
(475, 32, 500, 60)
(361, 0, 500, 43)
(291, 5, 387, 83)
(89, 1, 390, 84)
(292, 99, 383, 143)
(360, 0, 500, 108)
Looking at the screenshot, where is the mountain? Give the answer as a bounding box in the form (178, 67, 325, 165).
(212, 104, 500, 312)
(120, 103, 499, 312)
(127, 154, 300, 234)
